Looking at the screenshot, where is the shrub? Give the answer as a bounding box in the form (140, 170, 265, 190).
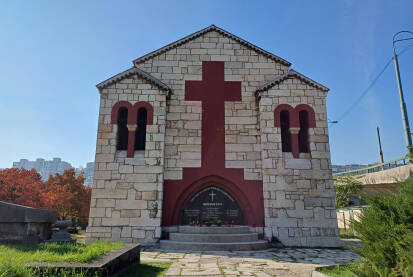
(334, 175, 362, 208)
(352, 178, 413, 276)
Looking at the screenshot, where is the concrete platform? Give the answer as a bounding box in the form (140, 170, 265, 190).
(178, 225, 250, 234)
(161, 225, 267, 251)
(170, 232, 258, 243)
(160, 240, 268, 251)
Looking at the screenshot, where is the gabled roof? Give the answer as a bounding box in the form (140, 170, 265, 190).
(96, 67, 172, 94)
(132, 24, 291, 67)
(255, 69, 329, 96)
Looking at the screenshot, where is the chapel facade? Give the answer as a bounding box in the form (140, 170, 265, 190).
(86, 25, 340, 247)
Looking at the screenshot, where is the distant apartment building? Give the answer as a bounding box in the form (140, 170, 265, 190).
(12, 158, 94, 186)
(77, 162, 94, 187)
(13, 158, 73, 180)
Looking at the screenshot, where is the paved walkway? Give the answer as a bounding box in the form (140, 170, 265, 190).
(141, 246, 360, 277)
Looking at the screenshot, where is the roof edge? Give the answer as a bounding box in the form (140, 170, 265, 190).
(96, 67, 172, 95)
(133, 24, 291, 67)
(255, 69, 329, 97)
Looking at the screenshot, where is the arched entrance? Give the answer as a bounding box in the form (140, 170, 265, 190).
(181, 186, 244, 225)
(164, 175, 264, 227)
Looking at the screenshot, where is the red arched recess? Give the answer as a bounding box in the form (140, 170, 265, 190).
(111, 101, 133, 124)
(295, 104, 316, 127)
(274, 104, 316, 128)
(274, 104, 316, 158)
(111, 101, 154, 125)
(171, 175, 255, 226)
(163, 169, 264, 227)
(274, 104, 298, 127)
(132, 101, 153, 125)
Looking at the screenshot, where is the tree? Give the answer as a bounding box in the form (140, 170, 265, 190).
(45, 169, 91, 221)
(334, 174, 362, 208)
(0, 168, 53, 209)
(0, 168, 91, 221)
(351, 178, 413, 276)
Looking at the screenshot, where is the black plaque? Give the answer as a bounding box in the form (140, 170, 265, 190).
(182, 186, 244, 225)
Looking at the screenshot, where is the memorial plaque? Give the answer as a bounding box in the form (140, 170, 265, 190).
(182, 186, 243, 225)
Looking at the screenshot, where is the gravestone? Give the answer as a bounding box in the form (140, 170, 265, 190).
(47, 220, 75, 243)
(182, 186, 243, 225)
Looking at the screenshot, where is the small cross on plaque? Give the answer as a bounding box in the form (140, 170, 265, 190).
(209, 191, 216, 201)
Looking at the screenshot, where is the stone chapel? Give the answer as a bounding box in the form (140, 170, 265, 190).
(86, 25, 340, 249)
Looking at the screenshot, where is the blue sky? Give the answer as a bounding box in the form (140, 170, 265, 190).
(0, 0, 412, 168)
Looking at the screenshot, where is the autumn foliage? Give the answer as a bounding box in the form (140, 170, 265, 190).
(0, 168, 91, 221)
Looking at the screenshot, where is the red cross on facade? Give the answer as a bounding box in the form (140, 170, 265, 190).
(163, 61, 264, 227)
(185, 61, 241, 172)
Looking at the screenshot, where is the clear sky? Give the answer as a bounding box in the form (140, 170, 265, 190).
(1, 0, 412, 168)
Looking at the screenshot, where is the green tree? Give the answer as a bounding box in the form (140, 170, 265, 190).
(334, 174, 362, 208)
(351, 178, 413, 276)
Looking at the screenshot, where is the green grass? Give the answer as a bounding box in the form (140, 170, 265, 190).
(340, 229, 360, 239)
(317, 260, 372, 277)
(122, 262, 171, 277)
(317, 265, 357, 277)
(0, 241, 124, 277)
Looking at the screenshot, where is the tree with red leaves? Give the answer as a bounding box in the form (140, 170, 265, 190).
(0, 168, 53, 209)
(45, 168, 91, 221)
(0, 168, 91, 221)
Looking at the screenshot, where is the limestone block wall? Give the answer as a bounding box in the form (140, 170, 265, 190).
(259, 77, 340, 247)
(86, 76, 166, 244)
(135, 31, 289, 182)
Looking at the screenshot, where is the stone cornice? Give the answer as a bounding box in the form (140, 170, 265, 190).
(255, 69, 329, 97)
(132, 24, 291, 67)
(96, 67, 172, 95)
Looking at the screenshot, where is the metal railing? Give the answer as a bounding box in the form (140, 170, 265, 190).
(333, 156, 410, 177)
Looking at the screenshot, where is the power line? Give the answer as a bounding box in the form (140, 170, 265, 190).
(336, 58, 392, 123)
(332, 44, 413, 124)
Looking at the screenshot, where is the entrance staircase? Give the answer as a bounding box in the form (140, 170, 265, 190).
(160, 226, 268, 251)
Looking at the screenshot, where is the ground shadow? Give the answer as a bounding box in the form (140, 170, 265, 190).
(122, 262, 171, 277)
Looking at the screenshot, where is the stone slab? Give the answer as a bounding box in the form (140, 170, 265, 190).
(0, 201, 57, 223)
(29, 243, 140, 277)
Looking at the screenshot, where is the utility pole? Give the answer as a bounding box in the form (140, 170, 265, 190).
(393, 31, 413, 155)
(377, 126, 384, 164)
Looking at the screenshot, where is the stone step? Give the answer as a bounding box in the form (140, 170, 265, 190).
(169, 232, 258, 243)
(178, 225, 250, 234)
(160, 240, 268, 251)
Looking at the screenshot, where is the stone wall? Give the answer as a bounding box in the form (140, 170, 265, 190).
(87, 28, 339, 246)
(258, 77, 340, 247)
(136, 31, 289, 182)
(86, 76, 166, 244)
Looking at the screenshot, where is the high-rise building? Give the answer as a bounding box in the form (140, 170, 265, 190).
(13, 158, 73, 181)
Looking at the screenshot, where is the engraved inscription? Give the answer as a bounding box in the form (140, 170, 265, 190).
(182, 186, 243, 225)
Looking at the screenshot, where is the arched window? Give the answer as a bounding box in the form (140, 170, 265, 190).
(116, 108, 128, 150)
(135, 108, 147, 150)
(298, 110, 310, 153)
(280, 110, 292, 152)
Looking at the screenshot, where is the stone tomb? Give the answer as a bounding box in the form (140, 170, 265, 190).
(86, 25, 340, 247)
(0, 201, 57, 243)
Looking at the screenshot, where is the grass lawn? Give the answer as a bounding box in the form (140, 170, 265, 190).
(339, 229, 360, 240)
(317, 265, 357, 277)
(0, 241, 124, 277)
(122, 262, 171, 277)
(316, 260, 375, 277)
